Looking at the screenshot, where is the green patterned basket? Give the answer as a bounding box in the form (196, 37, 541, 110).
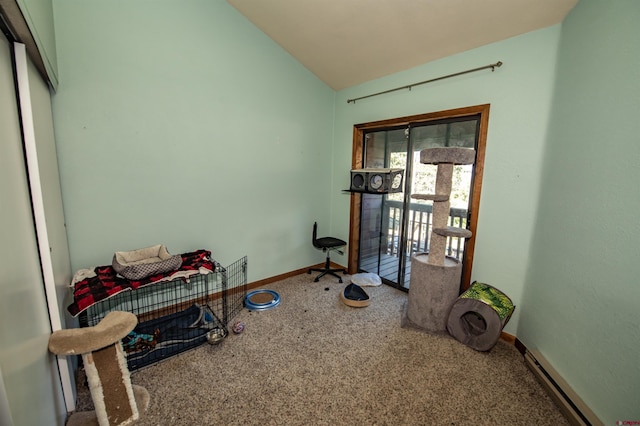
(460, 281, 515, 321)
(446, 281, 515, 351)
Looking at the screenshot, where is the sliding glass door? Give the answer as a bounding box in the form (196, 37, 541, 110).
(352, 107, 488, 291)
(358, 127, 408, 285)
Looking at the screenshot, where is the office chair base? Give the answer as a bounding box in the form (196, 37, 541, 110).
(308, 268, 346, 283)
(308, 259, 346, 283)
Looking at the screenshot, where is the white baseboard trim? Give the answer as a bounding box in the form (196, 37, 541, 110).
(524, 350, 602, 426)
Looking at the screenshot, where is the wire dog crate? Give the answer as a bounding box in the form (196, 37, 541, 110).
(79, 256, 247, 370)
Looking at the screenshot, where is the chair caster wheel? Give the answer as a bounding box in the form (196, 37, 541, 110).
(314, 278, 319, 282)
(338, 279, 343, 283)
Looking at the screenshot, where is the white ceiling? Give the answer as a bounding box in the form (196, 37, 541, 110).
(227, 0, 578, 90)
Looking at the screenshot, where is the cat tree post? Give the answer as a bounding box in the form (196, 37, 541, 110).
(48, 311, 149, 426)
(403, 147, 475, 332)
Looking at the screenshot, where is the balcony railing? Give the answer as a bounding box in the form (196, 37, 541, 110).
(384, 199, 468, 260)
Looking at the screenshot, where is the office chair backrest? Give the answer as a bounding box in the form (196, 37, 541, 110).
(312, 222, 318, 248)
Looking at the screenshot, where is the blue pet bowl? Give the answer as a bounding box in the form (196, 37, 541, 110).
(245, 289, 281, 311)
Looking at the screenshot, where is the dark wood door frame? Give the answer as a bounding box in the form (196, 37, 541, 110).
(347, 104, 490, 290)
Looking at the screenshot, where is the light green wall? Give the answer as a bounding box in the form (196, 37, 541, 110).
(51, 0, 335, 281)
(519, 0, 640, 422)
(333, 26, 562, 335)
(17, 0, 58, 88)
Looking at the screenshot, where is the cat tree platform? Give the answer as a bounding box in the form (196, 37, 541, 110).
(403, 253, 462, 332)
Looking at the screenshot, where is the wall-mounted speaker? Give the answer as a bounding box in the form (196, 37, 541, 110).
(350, 168, 404, 193)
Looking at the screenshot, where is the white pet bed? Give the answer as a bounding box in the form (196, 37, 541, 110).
(350, 272, 382, 287)
(112, 244, 182, 280)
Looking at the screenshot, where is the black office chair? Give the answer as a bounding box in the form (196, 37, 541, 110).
(308, 222, 347, 283)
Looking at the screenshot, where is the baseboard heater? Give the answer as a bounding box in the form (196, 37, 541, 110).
(524, 350, 602, 426)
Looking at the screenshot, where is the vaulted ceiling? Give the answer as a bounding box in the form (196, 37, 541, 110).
(227, 0, 578, 90)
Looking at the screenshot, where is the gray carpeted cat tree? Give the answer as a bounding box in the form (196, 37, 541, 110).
(403, 147, 475, 333)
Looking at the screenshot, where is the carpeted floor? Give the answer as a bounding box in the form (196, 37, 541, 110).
(74, 273, 568, 425)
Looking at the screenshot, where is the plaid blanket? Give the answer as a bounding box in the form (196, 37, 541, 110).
(67, 250, 216, 317)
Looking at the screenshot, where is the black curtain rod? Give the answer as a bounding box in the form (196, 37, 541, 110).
(346, 60, 503, 104)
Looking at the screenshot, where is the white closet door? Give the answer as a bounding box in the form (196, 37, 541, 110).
(0, 37, 66, 426)
(14, 42, 75, 412)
